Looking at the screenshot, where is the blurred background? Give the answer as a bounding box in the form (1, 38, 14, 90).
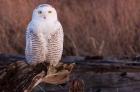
(0, 0, 140, 57)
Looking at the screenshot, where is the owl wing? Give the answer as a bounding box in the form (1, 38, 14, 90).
(47, 21, 64, 66)
(25, 27, 47, 65)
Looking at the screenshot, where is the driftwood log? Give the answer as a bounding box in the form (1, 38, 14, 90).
(0, 54, 140, 92)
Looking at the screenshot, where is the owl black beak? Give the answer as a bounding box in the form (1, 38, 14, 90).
(43, 16, 46, 19)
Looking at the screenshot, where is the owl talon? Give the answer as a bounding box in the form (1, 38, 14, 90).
(47, 65, 57, 75)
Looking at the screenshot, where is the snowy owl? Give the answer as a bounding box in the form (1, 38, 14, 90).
(25, 4, 63, 66)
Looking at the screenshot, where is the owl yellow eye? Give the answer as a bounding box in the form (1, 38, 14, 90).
(38, 11, 42, 14)
(48, 11, 52, 13)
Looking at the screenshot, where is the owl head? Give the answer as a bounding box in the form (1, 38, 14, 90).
(32, 4, 58, 22)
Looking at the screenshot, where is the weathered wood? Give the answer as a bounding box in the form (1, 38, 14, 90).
(1, 54, 140, 92)
(69, 79, 85, 92)
(1, 54, 140, 72)
(63, 56, 140, 72)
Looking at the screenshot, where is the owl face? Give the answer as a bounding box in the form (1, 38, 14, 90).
(32, 4, 58, 22)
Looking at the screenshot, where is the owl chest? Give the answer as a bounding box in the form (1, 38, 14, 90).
(46, 31, 63, 58)
(48, 32, 63, 52)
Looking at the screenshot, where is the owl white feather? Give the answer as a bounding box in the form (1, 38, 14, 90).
(25, 4, 63, 66)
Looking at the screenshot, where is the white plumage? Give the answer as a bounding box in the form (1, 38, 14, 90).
(25, 4, 63, 66)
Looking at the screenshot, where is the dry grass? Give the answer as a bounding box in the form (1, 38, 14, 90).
(0, 0, 140, 57)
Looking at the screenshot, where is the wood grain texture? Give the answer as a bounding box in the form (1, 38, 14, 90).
(0, 54, 140, 92)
